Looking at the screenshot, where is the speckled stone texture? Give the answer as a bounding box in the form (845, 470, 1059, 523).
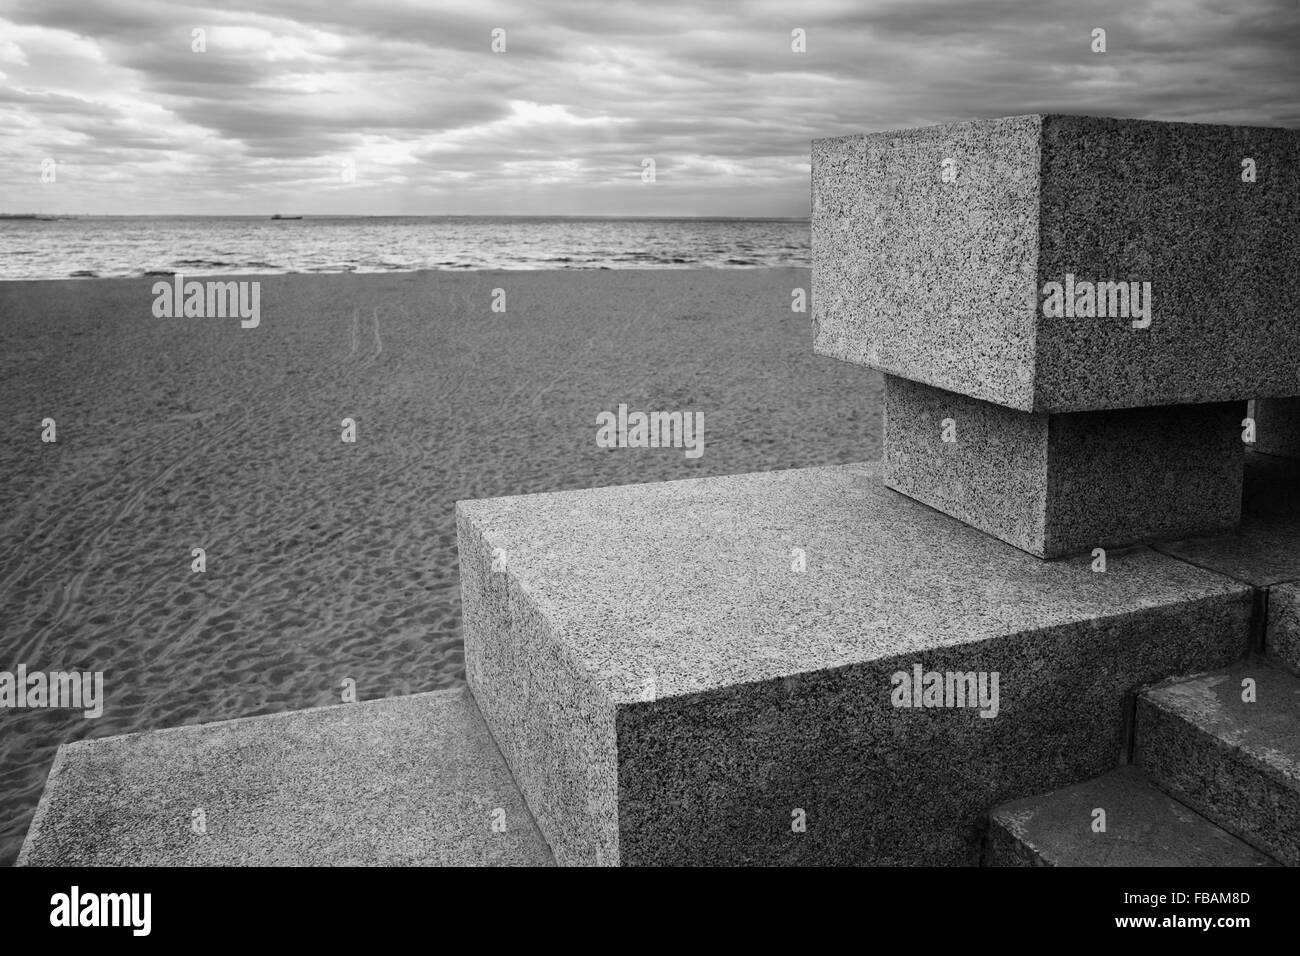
(1253, 398, 1300, 459)
(1156, 453, 1300, 587)
(1135, 660, 1300, 866)
(17, 688, 554, 866)
(884, 375, 1244, 558)
(1153, 453, 1300, 673)
(458, 463, 1252, 865)
(1267, 584, 1300, 676)
(985, 766, 1275, 867)
(812, 115, 1300, 412)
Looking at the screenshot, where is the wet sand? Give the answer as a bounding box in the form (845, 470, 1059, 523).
(0, 268, 883, 865)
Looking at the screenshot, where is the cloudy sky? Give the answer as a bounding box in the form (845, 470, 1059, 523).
(1, 0, 1297, 216)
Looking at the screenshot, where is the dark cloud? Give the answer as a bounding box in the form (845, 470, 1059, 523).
(0, 0, 1296, 214)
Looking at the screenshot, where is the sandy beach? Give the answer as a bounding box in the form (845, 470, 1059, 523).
(0, 267, 882, 865)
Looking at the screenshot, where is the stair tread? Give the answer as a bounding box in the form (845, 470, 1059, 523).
(987, 766, 1276, 866)
(1141, 658, 1300, 785)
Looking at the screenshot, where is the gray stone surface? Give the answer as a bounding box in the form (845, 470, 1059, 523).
(884, 375, 1243, 558)
(1267, 583, 1300, 676)
(458, 462, 1252, 866)
(18, 688, 554, 866)
(1155, 453, 1300, 587)
(1253, 398, 1300, 459)
(1136, 659, 1300, 866)
(985, 765, 1276, 867)
(812, 114, 1300, 412)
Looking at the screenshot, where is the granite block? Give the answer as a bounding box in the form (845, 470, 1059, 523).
(1155, 453, 1300, 587)
(812, 114, 1300, 412)
(985, 766, 1275, 867)
(1135, 660, 1300, 866)
(1253, 398, 1300, 459)
(1266, 582, 1300, 677)
(18, 688, 554, 866)
(458, 463, 1252, 866)
(883, 375, 1244, 558)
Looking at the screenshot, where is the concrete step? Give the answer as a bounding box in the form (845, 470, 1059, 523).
(1135, 659, 1300, 866)
(986, 765, 1276, 866)
(458, 461, 1252, 865)
(19, 687, 554, 866)
(1153, 453, 1300, 674)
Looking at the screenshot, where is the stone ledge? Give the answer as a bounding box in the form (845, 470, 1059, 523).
(459, 462, 1253, 865)
(19, 687, 554, 867)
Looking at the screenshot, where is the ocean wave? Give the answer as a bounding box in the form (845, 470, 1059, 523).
(0, 217, 811, 280)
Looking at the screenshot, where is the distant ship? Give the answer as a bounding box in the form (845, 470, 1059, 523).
(270, 214, 303, 220)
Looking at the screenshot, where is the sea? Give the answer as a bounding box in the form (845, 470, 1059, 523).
(0, 215, 810, 281)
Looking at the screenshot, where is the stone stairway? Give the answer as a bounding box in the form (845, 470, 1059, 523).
(18, 114, 1300, 866)
(987, 657, 1300, 866)
(986, 765, 1276, 867)
(1135, 659, 1300, 866)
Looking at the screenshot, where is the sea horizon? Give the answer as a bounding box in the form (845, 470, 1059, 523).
(0, 214, 812, 280)
(1, 213, 811, 219)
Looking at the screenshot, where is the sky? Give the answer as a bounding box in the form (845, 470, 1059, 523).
(1, 0, 1297, 216)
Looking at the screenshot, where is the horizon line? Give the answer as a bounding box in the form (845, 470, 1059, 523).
(0, 212, 812, 221)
